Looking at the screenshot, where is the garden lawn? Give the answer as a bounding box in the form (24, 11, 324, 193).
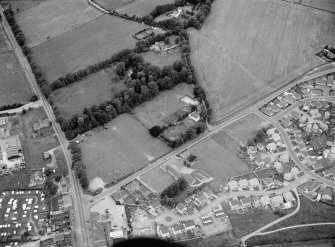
(142, 51, 181, 68)
(140, 166, 175, 194)
(50, 68, 126, 118)
(80, 114, 171, 184)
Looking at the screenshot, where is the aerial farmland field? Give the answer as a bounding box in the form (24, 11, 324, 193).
(31, 14, 145, 82)
(50, 68, 126, 118)
(80, 114, 171, 184)
(189, 0, 335, 122)
(115, 0, 174, 17)
(16, 0, 103, 47)
(2, 1, 47, 12)
(94, 0, 132, 11)
(0, 52, 32, 106)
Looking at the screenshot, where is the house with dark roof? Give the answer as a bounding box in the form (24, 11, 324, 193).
(176, 202, 187, 214)
(201, 216, 213, 226)
(322, 166, 335, 177)
(229, 198, 241, 210)
(183, 220, 196, 231)
(171, 224, 185, 235)
(213, 208, 226, 217)
(159, 226, 170, 238)
(240, 197, 253, 207)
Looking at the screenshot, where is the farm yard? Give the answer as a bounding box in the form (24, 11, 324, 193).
(50, 68, 126, 118)
(115, 0, 174, 17)
(31, 14, 145, 82)
(189, 0, 335, 122)
(16, 0, 103, 47)
(80, 114, 171, 185)
(133, 83, 194, 128)
(140, 166, 175, 194)
(0, 52, 32, 107)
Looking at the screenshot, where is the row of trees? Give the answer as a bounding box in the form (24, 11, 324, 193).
(160, 177, 187, 207)
(68, 142, 89, 190)
(0, 103, 23, 111)
(4, 7, 52, 98)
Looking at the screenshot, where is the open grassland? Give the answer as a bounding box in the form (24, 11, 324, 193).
(247, 225, 335, 246)
(189, 0, 335, 122)
(140, 166, 175, 193)
(267, 196, 335, 231)
(142, 51, 181, 68)
(31, 14, 145, 82)
(0, 25, 12, 53)
(287, 0, 335, 12)
(0, 52, 32, 106)
(2, 1, 47, 12)
(80, 114, 171, 184)
(133, 83, 194, 128)
(115, 0, 174, 17)
(16, 0, 103, 47)
(95, 0, 132, 11)
(51, 68, 126, 118)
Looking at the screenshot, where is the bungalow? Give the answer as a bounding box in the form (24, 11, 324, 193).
(201, 216, 213, 226)
(213, 208, 226, 218)
(280, 117, 292, 128)
(252, 196, 261, 207)
(263, 177, 275, 188)
(183, 220, 196, 231)
(260, 195, 271, 207)
(321, 187, 333, 201)
(310, 89, 323, 96)
(315, 78, 327, 86)
(238, 179, 249, 189)
(300, 88, 310, 96)
(270, 195, 284, 207)
(159, 226, 170, 238)
(267, 104, 281, 113)
(288, 90, 302, 100)
(303, 180, 322, 193)
(150, 200, 161, 211)
(276, 100, 289, 109)
(261, 108, 275, 117)
(188, 112, 200, 122)
(176, 202, 187, 214)
(330, 90, 335, 98)
(240, 197, 253, 207)
(312, 162, 323, 171)
(195, 191, 207, 205)
(283, 95, 295, 105)
(192, 171, 212, 183)
(249, 178, 260, 188)
(171, 224, 185, 235)
(254, 157, 265, 167)
(327, 76, 335, 88)
(283, 191, 295, 202)
(228, 180, 239, 191)
(184, 174, 197, 185)
(229, 198, 241, 210)
(322, 166, 335, 177)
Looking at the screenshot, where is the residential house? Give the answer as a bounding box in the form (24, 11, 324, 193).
(159, 226, 170, 238)
(261, 108, 275, 117)
(322, 166, 335, 177)
(228, 180, 239, 191)
(166, 165, 181, 180)
(273, 162, 284, 174)
(267, 104, 281, 113)
(188, 111, 200, 122)
(183, 220, 196, 231)
(283, 191, 295, 202)
(260, 195, 271, 207)
(171, 224, 185, 235)
(240, 197, 253, 207)
(203, 187, 217, 200)
(238, 179, 249, 189)
(249, 178, 260, 188)
(283, 172, 293, 181)
(254, 157, 265, 167)
(257, 143, 265, 151)
(252, 196, 261, 207)
(195, 191, 207, 205)
(213, 208, 226, 218)
(201, 216, 213, 226)
(312, 162, 323, 171)
(316, 78, 327, 86)
(288, 90, 302, 100)
(310, 89, 323, 96)
(184, 174, 197, 185)
(192, 171, 212, 183)
(283, 95, 295, 104)
(270, 195, 284, 207)
(229, 198, 241, 210)
(176, 202, 187, 214)
(276, 100, 289, 109)
(263, 177, 275, 188)
(247, 146, 257, 155)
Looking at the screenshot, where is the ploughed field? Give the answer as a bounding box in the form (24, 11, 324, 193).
(189, 0, 335, 122)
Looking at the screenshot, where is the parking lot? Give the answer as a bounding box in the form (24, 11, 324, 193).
(0, 190, 46, 238)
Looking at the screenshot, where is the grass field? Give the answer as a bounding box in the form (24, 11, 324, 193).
(0, 52, 32, 106)
(80, 114, 171, 184)
(142, 51, 181, 68)
(31, 14, 145, 82)
(133, 83, 194, 128)
(299, 0, 335, 12)
(140, 166, 174, 193)
(95, 0, 132, 11)
(16, 0, 103, 47)
(51, 68, 126, 118)
(2, 1, 47, 12)
(0, 25, 12, 53)
(189, 0, 335, 122)
(267, 196, 335, 231)
(115, 0, 174, 17)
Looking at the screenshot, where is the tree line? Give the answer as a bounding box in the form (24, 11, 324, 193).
(160, 177, 187, 207)
(68, 142, 89, 190)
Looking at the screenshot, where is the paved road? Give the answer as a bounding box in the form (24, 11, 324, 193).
(0, 13, 90, 247)
(240, 189, 301, 246)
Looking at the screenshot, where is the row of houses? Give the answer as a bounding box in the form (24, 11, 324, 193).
(227, 178, 260, 191)
(158, 220, 197, 238)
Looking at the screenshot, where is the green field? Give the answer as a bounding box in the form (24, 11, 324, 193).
(140, 166, 175, 193)
(189, 0, 335, 122)
(115, 0, 174, 17)
(31, 14, 145, 82)
(51, 68, 126, 118)
(16, 0, 103, 47)
(142, 51, 181, 68)
(2, 1, 47, 12)
(80, 114, 171, 184)
(95, 0, 132, 11)
(0, 24, 12, 53)
(133, 83, 194, 128)
(0, 52, 32, 106)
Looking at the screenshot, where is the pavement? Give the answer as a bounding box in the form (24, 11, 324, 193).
(0, 12, 90, 247)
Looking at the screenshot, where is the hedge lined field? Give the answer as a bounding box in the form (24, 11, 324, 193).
(115, 0, 174, 17)
(31, 14, 146, 82)
(190, 0, 335, 121)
